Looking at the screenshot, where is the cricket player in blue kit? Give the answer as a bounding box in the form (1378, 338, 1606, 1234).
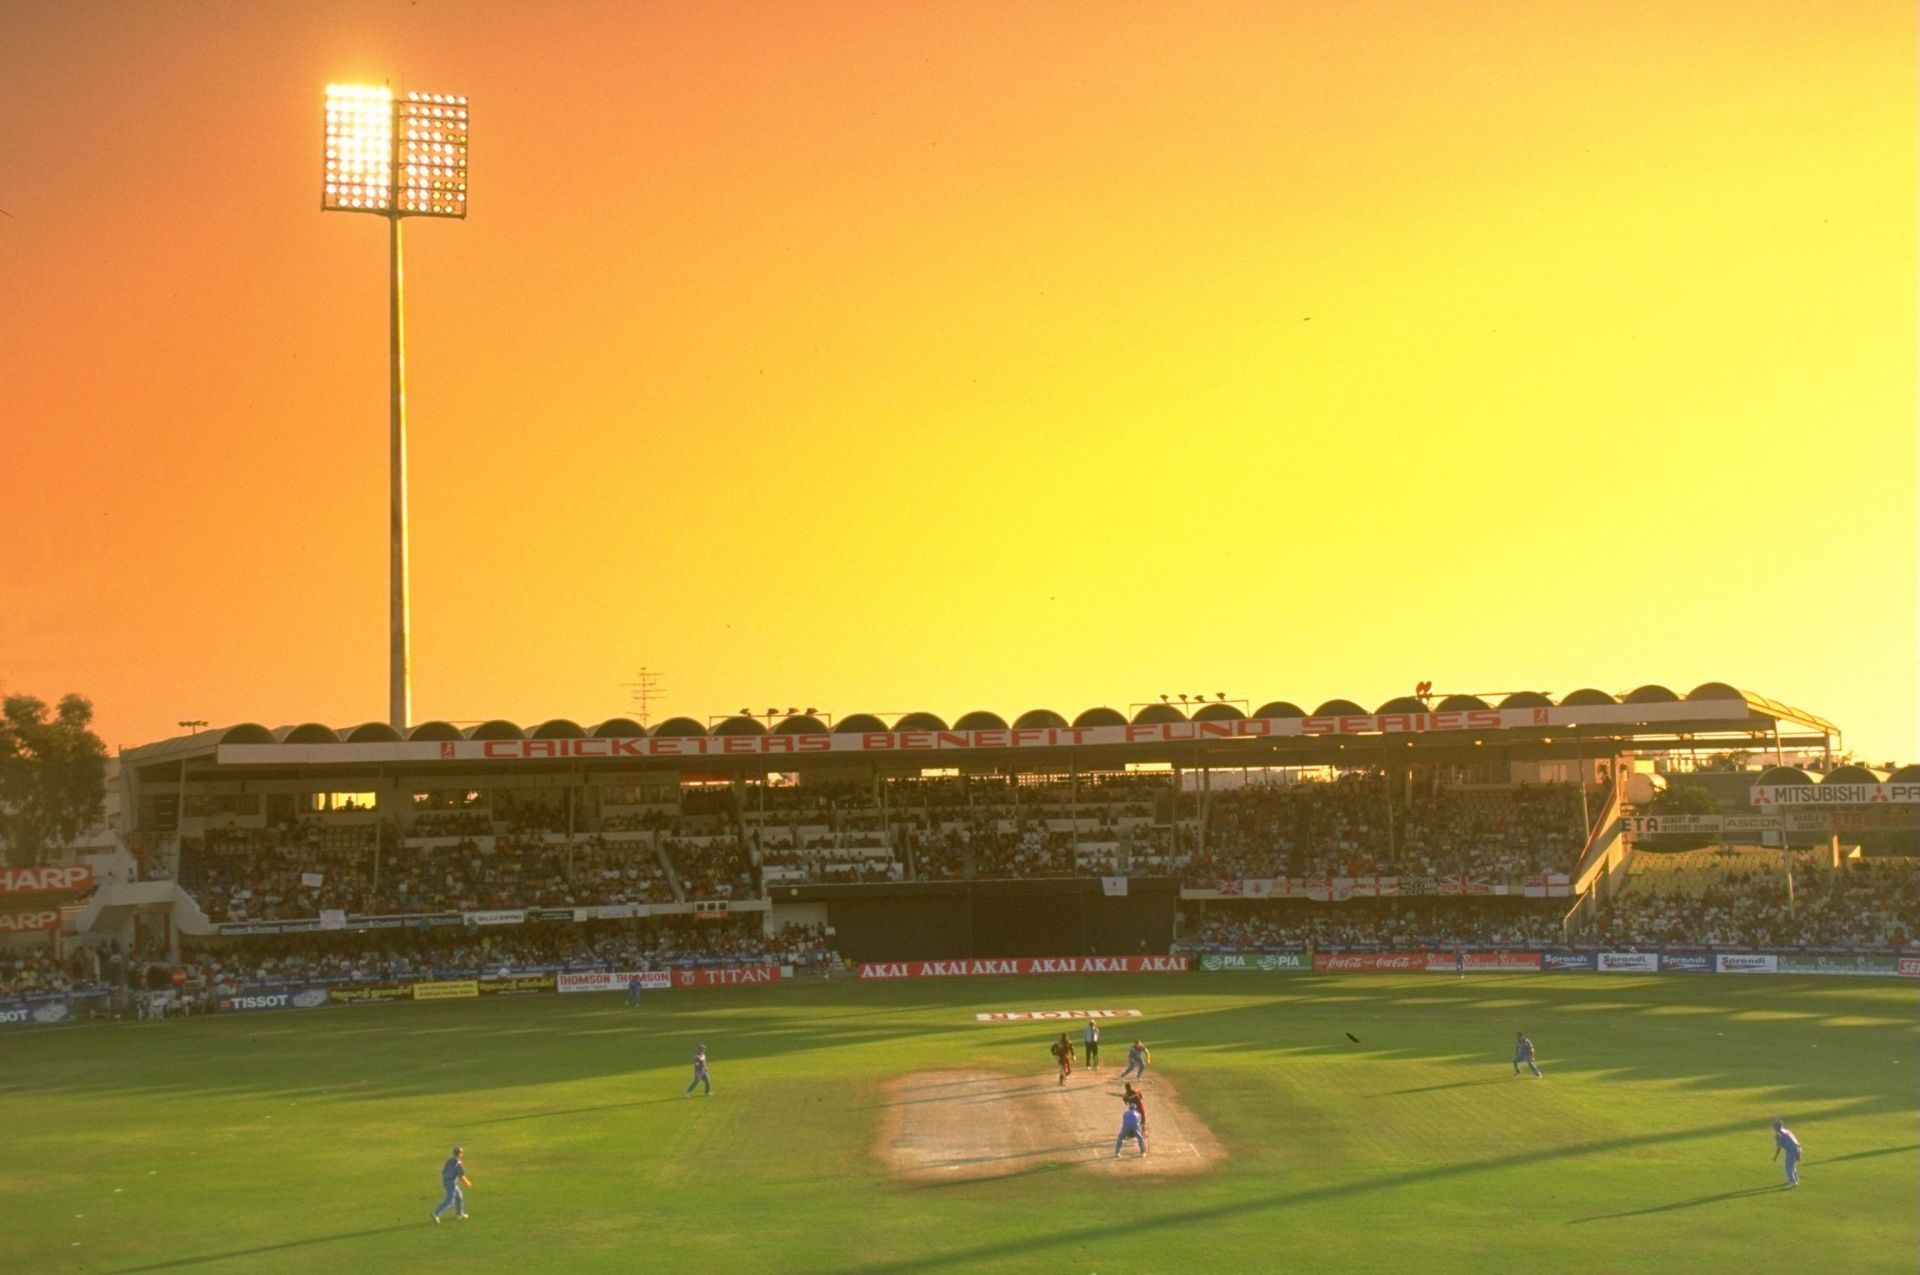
(1772, 1120, 1802, 1187)
(1513, 1032, 1541, 1078)
(1119, 1040, 1150, 1080)
(627, 975, 643, 1007)
(685, 1043, 711, 1096)
(432, 1146, 470, 1223)
(1114, 1103, 1148, 1157)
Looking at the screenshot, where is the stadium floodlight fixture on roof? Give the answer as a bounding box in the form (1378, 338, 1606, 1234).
(320, 83, 470, 730)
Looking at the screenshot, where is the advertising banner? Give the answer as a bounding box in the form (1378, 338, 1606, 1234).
(216, 698, 1752, 767)
(1775, 954, 1900, 977)
(1715, 954, 1778, 974)
(330, 983, 414, 1005)
(0, 998, 75, 1029)
(1312, 952, 1428, 972)
(477, 974, 556, 996)
(1101, 876, 1129, 897)
(1750, 782, 1920, 806)
(0, 865, 93, 895)
(1597, 952, 1660, 972)
(1659, 950, 1714, 973)
(215, 986, 330, 1014)
(1197, 953, 1311, 972)
(412, 980, 479, 1001)
(670, 965, 784, 987)
(221, 918, 324, 935)
(857, 955, 1189, 980)
(555, 971, 673, 995)
(974, 1009, 1144, 1022)
(461, 910, 526, 927)
(1462, 951, 1543, 971)
(0, 909, 63, 933)
(1901, 958, 1920, 978)
(1541, 951, 1598, 971)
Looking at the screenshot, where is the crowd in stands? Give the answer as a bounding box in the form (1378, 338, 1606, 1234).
(0, 950, 81, 996)
(168, 918, 839, 991)
(1182, 776, 1585, 886)
(1596, 860, 1919, 950)
(1186, 902, 1568, 950)
(665, 836, 755, 900)
(180, 827, 677, 921)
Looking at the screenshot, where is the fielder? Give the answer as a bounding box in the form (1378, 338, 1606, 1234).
(1114, 1102, 1148, 1157)
(431, 1146, 470, 1223)
(1513, 1032, 1541, 1078)
(1083, 1019, 1101, 1069)
(1050, 1032, 1076, 1085)
(1118, 1039, 1150, 1081)
(1772, 1120, 1802, 1188)
(627, 974, 644, 1007)
(685, 1043, 711, 1096)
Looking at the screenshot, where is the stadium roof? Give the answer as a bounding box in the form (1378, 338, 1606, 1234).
(123, 681, 1840, 775)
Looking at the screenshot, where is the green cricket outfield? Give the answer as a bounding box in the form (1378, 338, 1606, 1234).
(1, 972, 1913, 1274)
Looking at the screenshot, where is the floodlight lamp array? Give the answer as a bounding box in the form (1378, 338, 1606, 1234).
(323, 85, 395, 212)
(398, 92, 469, 218)
(322, 86, 469, 218)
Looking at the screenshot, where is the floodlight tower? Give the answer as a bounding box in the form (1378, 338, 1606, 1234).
(321, 84, 469, 729)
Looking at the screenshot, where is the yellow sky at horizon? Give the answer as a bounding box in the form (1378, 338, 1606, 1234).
(0, 1, 1913, 762)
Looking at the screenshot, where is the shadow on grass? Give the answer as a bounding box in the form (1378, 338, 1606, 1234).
(108, 1223, 417, 1272)
(843, 1112, 1870, 1274)
(1375, 1077, 1509, 1096)
(469, 1094, 686, 1124)
(1570, 1185, 1783, 1222)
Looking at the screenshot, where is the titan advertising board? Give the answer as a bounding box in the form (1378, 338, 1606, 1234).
(1197, 953, 1310, 972)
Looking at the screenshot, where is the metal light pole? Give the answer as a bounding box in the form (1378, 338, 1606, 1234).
(321, 84, 469, 729)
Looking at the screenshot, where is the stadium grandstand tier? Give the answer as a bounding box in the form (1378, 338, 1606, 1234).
(64, 683, 1907, 965)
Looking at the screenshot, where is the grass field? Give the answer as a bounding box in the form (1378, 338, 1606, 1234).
(2, 972, 1915, 1274)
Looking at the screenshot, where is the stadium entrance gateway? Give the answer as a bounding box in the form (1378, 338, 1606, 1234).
(83, 681, 1846, 965)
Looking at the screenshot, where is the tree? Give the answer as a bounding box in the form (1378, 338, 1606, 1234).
(0, 694, 108, 867)
(1636, 780, 1722, 852)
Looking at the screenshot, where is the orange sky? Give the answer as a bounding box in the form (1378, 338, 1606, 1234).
(1, 1, 1913, 761)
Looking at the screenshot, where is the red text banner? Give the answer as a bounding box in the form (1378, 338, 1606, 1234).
(0, 866, 92, 895)
(974, 1009, 1144, 1022)
(859, 955, 1189, 979)
(0, 909, 62, 933)
(1462, 951, 1544, 971)
(213, 699, 1752, 765)
(1312, 952, 1429, 972)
